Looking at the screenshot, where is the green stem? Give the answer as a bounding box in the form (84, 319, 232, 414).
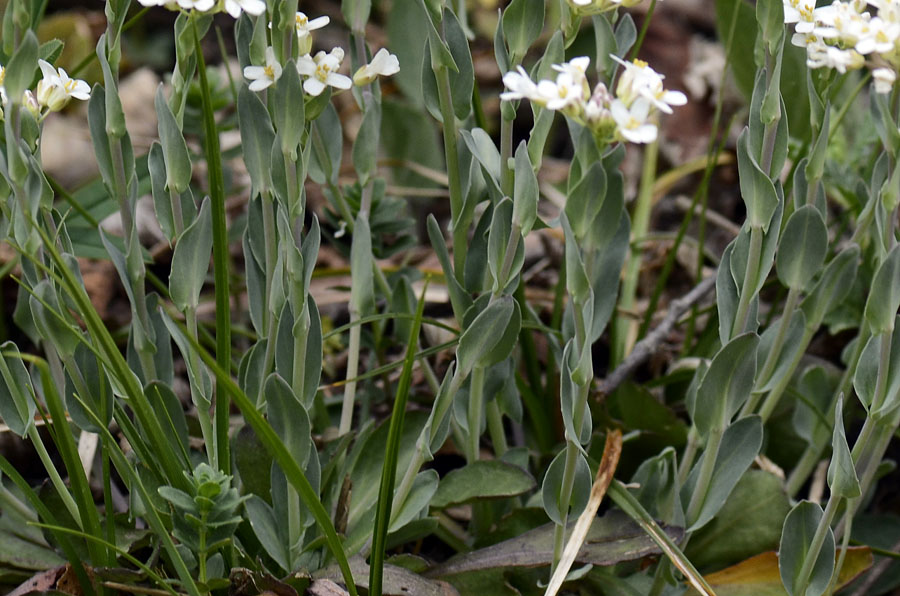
(742, 287, 801, 416)
(613, 134, 658, 365)
(757, 326, 815, 422)
(486, 400, 508, 456)
(434, 64, 466, 282)
(186, 309, 215, 467)
(731, 225, 763, 338)
(678, 427, 700, 486)
(827, 514, 853, 595)
(169, 184, 185, 238)
(291, 303, 310, 402)
(467, 365, 486, 462)
(551, 440, 580, 572)
(340, 310, 362, 435)
(786, 326, 870, 497)
(193, 17, 232, 472)
(392, 368, 466, 517)
(627, 0, 658, 62)
(684, 426, 725, 528)
(793, 495, 841, 596)
(499, 114, 514, 197)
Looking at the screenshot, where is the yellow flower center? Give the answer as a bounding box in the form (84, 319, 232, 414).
(64, 79, 77, 93)
(633, 59, 648, 68)
(297, 15, 308, 26)
(315, 63, 332, 82)
(264, 65, 275, 79)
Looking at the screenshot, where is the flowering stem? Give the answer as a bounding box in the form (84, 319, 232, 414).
(684, 425, 725, 528)
(257, 195, 278, 407)
(110, 133, 157, 382)
(466, 365, 485, 463)
(731, 224, 763, 338)
(392, 366, 467, 519)
(757, 325, 815, 422)
(786, 323, 870, 497)
(486, 400, 508, 456)
(613, 133, 658, 366)
(500, 114, 514, 197)
(169, 185, 185, 237)
(741, 286, 800, 416)
(434, 63, 466, 282)
(552, 299, 592, 571)
(551, 439, 580, 572)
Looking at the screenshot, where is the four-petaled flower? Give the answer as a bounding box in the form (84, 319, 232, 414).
(297, 48, 352, 96)
(244, 47, 283, 92)
(610, 98, 658, 144)
(499, 66, 542, 102)
(294, 12, 329, 54)
(353, 48, 400, 86)
(611, 55, 686, 114)
(36, 59, 91, 112)
(295, 12, 330, 39)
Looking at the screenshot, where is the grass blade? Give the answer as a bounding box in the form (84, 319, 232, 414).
(369, 280, 428, 596)
(192, 17, 232, 474)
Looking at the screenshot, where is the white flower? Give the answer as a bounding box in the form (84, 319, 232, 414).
(611, 55, 686, 114)
(296, 48, 352, 96)
(353, 48, 400, 86)
(855, 17, 900, 53)
(293, 12, 329, 54)
(784, 0, 817, 32)
(813, 2, 868, 39)
(873, 67, 897, 93)
(806, 44, 864, 72)
(224, 0, 266, 18)
(792, 30, 823, 47)
(177, 0, 215, 10)
(552, 56, 591, 87)
(536, 72, 585, 111)
(295, 12, 329, 39)
(243, 47, 282, 92)
(611, 98, 658, 144)
(500, 66, 542, 102)
(35, 59, 91, 111)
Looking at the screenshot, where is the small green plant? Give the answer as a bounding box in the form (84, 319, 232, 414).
(2, 0, 900, 594)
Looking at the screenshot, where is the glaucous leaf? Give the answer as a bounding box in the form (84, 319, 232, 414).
(777, 205, 827, 290)
(779, 501, 834, 596)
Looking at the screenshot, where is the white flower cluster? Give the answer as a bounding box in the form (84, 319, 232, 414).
(243, 12, 399, 97)
(786, 0, 899, 93)
(0, 60, 91, 121)
(501, 55, 686, 144)
(136, 0, 266, 18)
